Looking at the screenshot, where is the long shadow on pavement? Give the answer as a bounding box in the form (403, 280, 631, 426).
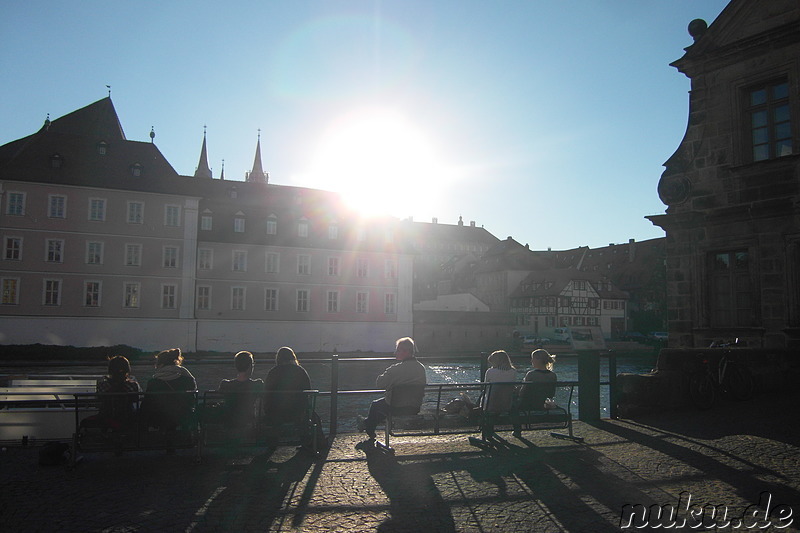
(361, 442, 457, 532)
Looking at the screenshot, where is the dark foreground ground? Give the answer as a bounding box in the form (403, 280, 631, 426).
(2, 388, 798, 532)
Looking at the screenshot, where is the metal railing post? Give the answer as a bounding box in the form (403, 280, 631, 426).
(330, 354, 339, 436)
(479, 351, 489, 382)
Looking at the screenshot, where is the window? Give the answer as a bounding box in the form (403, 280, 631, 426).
(201, 214, 212, 231)
(384, 260, 396, 279)
(46, 239, 64, 263)
(356, 291, 369, 313)
(710, 250, 755, 327)
(43, 279, 61, 306)
(296, 289, 309, 312)
(197, 286, 211, 310)
(127, 201, 144, 224)
(130, 163, 143, 177)
(4, 237, 21, 260)
(328, 224, 338, 240)
(162, 284, 177, 309)
(165, 205, 180, 227)
(327, 291, 339, 312)
(1, 278, 19, 304)
(198, 249, 213, 270)
(298, 255, 310, 275)
(163, 246, 179, 268)
(97, 141, 108, 155)
(123, 283, 140, 308)
(748, 80, 792, 161)
(384, 293, 396, 314)
(574, 280, 586, 290)
(231, 287, 245, 310)
(357, 227, 366, 242)
(84, 281, 101, 307)
(6, 192, 25, 216)
(88, 198, 106, 221)
(357, 258, 369, 278)
(262, 251, 280, 274)
(328, 257, 340, 276)
(48, 195, 66, 218)
(298, 218, 309, 238)
(234, 215, 245, 233)
(86, 241, 104, 265)
(265, 288, 278, 311)
(232, 250, 247, 272)
(197, 285, 211, 310)
(266, 215, 277, 235)
(125, 244, 142, 266)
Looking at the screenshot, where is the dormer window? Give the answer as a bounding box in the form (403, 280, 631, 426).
(229, 186, 238, 199)
(234, 211, 245, 233)
(130, 163, 143, 177)
(97, 141, 108, 155)
(50, 153, 63, 169)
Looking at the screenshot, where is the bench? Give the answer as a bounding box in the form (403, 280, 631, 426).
(383, 381, 582, 450)
(197, 389, 321, 460)
(0, 385, 99, 443)
(71, 390, 200, 466)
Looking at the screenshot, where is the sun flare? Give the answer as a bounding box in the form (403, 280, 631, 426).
(304, 107, 448, 217)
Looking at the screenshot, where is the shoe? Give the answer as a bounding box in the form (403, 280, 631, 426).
(356, 416, 366, 432)
(355, 437, 375, 451)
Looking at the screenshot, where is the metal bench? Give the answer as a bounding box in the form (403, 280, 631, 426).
(383, 381, 582, 450)
(0, 385, 99, 444)
(197, 389, 321, 460)
(71, 390, 200, 466)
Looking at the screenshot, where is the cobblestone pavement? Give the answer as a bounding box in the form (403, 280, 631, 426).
(2, 389, 798, 532)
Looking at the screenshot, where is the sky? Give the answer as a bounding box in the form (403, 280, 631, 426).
(1, 0, 731, 250)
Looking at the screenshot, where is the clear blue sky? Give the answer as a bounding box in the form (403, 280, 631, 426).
(1, 1, 730, 249)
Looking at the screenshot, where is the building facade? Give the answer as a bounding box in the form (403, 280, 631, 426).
(0, 98, 413, 353)
(648, 0, 800, 349)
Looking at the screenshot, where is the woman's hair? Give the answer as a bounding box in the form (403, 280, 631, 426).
(275, 346, 298, 366)
(155, 348, 183, 367)
(107, 355, 131, 383)
(488, 350, 514, 371)
(234, 351, 254, 372)
(531, 349, 555, 371)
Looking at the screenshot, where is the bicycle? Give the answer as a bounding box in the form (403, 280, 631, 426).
(688, 339, 755, 410)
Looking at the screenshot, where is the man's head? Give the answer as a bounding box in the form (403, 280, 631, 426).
(234, 351, 254, 374)
(394, 337, 416, 360)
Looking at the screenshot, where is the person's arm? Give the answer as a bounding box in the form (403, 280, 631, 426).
(375, 363, 398, 389)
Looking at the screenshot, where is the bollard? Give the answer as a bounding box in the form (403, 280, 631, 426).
(330, 354, 339, 436)
(577, 350, 601, 423)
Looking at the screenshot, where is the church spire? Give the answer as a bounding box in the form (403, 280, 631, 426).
(194, 126, 212, 179)
(246, 129, 268, 183)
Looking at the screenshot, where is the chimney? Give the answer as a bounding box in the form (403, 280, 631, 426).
(629, 238, 636, 262)
(470, 221, 475, 227)
(432, 217, 438, 224)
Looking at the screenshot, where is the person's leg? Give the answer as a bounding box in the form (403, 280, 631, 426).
(364, 397, 390, 438)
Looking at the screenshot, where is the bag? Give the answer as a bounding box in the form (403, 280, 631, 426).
(39, 441, 70, 466)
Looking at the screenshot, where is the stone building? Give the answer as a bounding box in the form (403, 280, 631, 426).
(0, 98, 414, 353)
(648, 0, 800, 349)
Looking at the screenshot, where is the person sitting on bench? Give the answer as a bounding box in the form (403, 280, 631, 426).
(82, 355, 141, 431)
(141, 348, 197, 432)
(518, 349, 558, 412)
(357, 337, 426, 449)
(216, 351, 264, 429)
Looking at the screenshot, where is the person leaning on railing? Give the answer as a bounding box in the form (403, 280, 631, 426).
(356, 337, 426, 450)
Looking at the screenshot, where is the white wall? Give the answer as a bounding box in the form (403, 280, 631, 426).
(0, 316, 412, 353)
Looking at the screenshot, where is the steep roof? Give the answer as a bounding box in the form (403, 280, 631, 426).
(0, 97, 191, 195)
(194, 131, 212, 179)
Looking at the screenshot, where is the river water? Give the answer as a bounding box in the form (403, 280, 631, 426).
(3, 354, 656, 433)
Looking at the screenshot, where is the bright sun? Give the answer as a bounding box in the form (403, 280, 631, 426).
(304, 107, 448, 217)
